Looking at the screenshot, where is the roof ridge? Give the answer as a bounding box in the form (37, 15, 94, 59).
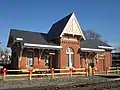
(48, 12, 73, 40)
(53, 12, 73, 25)
(11, 29, 43, 34)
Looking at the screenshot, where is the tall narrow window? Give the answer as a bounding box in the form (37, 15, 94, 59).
(44, 55, 49, 67)
(26, 50, 34, 68)
(66, 48, 74, 68)
(66, 54, 69, 67)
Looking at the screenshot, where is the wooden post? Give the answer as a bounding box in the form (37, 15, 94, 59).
(50, 56, 52, 69)
(29, 67, 33, 80)
(117, 66, 119, 74)
(2, 68, 7, 81)
(89, 66, 92, 76)
(85, 67, 88, 76)
(92, 67, 95, 75)
(106, 67, 108, 74)
(69, 68, 73, 77)
(51, 68, 54, 78)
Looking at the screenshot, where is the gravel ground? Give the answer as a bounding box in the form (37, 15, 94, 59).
(10, 80, 120, 90)
(0, 76, 110, 90)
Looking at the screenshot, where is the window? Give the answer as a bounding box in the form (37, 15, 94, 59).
(44, 55, 49, 66)
(66, 54, 69, 67)
(66, 48, 74, 68)
(27, 50, 34, 68)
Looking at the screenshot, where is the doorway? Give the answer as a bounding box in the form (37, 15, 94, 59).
(44, 55, 53, 69)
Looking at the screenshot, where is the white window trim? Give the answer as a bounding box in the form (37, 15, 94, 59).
(66, 48, 74, 68)
(24, 43, 62, 49)
(98, 46, 115, 50)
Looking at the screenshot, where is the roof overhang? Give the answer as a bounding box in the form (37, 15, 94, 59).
(81, 48, 105, 52)
(24, 43, 62, 49)
(98, 46, 115, 50)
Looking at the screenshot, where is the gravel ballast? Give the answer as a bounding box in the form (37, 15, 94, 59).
(0, 76, 110, 90)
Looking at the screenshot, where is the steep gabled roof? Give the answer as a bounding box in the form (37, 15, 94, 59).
(7, 29, 58, 47)
(48, 13, 73, 40)
(48, 12, 85, 40)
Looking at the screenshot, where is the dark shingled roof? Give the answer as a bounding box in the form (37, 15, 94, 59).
(80, 39, 112, 49)
(7, 13, 113, 51)
(48, 13, 73, 40)
(7, 29, 58, 47)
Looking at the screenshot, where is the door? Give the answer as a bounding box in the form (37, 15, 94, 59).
(89, 58, 94, 68)
(26, 50, 34, 68)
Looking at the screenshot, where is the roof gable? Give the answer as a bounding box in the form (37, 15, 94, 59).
(60, 13, 85, 39)
(48, 12, 85, 40)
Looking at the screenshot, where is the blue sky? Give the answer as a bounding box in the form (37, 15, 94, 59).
(0, 0, 120, 48)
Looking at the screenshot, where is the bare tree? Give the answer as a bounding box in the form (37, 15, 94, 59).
(0, 48, 11, 64)
(0, 42, 2, 53)
(116, 46, 120, 52)
(84, 30, 101, 40)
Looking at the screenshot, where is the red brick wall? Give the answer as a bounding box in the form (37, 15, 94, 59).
(93, 52, 104, 71)
(19, 49, 59, 69)
(95, 51, 112, 71)
(81, 58, 87, 68)
(18, 41, 112, 72)
(104, 51, 112, 70)
(60, 36, 80, 69)
(19, 49, 46, 69)
(80, 51, 112, 71)
(20, 57, 26, 69)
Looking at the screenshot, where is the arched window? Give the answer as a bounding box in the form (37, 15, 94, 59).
(66, 48, 74, 68)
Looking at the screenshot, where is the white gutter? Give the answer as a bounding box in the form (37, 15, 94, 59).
(81, 48, 105, 52)
(98, 46, 115, 50)
(24, 43, 62, 49)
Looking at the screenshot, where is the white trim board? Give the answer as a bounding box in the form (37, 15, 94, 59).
(24, 43, 62, 49)
(81, 48, 105, 52)
(98, 46, 115, 50)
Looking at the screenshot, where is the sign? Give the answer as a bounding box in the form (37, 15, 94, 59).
(49, 53, 55, 55)
(16, 38, 23, 41)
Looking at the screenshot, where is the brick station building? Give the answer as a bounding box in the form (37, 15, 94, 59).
(7, 12, 114, 71)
